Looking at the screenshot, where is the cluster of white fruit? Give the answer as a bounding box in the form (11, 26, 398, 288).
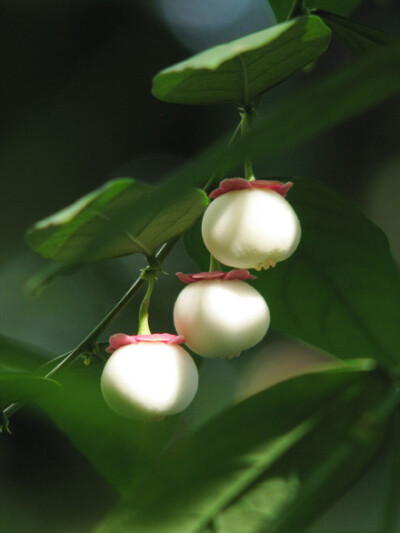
(101, 178, 301, 420)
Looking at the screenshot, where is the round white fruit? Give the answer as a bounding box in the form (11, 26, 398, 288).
(201, 188, 301, 270)
(101, 342, 198, 419)
(174, 279, 270, 358)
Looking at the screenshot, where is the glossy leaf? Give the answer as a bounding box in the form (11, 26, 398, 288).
(154, 47, 400, 195)
(89, 47, 400, 273)
(95, 365, 394, 533)
(0, 373, 60, 410)
(152, 15, 331, 105)
(26, 178, 208, 262)
(314, 10, 400, 55)
(29, 48, 400, 267)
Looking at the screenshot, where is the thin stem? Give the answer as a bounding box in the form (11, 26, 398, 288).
(239, 108, 255, 181)
(203, 174, 219, 193)
(1, 350, 76, 430)
(209, 254, 222, 272)
(1, 238, 178, 428)
(137, 268, 157, 335)
(34, 351, 72, 376)
(1, 403, 22, 432)
(229, 121, 242, 146)
(287, 0, 306, 19)
(46, 239, 176, 376)
(44, 275, 146, 378)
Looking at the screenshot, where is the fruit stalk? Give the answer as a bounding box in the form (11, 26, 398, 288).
(239, 107, 255, 181)
(137, 265, 157, 335)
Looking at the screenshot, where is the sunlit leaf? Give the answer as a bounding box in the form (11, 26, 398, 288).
(30, 48, 400, 268)
(88, 46, 400, 275)
(150, 47, 400, 201)
(206, 384, 399, 533)
(152, 16, 330, 105)
(95, 365, 394, 532)
(26, 178, 208, 262)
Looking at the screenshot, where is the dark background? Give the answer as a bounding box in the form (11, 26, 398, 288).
(0, 1, 399, 531)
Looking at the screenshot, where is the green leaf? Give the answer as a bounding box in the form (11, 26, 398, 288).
(98, 49, 400, 271)
(208, 384, 400, 533)
(0, 334, 51, 372)
(151, 47, 400, 197)
(38, 362, 179, 496)
(250, 179, 400, 367)
(25, 261, 84, 296)
(269, 0, 361, 21)
(26, 178, 208, 262)
(184, 179, 400, 367)
(95, 365, 395, 533)
(314, 10, 400, 56)
(29, 48, 400, 268)
(306, 0, 361, 16)
(152, 15, 331, 105)
(183, 219, 210, 272)
(0, 373, 60, 410)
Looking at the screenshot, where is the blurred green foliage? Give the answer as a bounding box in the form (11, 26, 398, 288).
(1, 1, 399, 532)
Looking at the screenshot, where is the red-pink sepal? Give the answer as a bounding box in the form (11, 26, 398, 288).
(209, 178, 293, 199)
(176, 269, 256, 284)
(107, 333, 185, 353)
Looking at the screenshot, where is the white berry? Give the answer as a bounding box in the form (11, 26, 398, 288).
(101, 342, 198, 419)
(201, 188, 301, 270)
(174, 279, 270, 358)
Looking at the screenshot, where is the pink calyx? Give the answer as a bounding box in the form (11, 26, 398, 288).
(209, 178, 293, 199)
(176, 269, 256, 284)
(107, 333, 185, 353)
